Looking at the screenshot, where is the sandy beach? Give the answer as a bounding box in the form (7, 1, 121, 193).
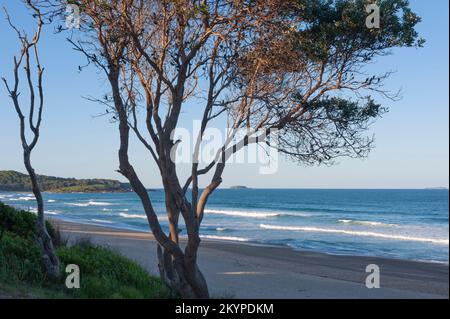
(52, 219, 449, 299)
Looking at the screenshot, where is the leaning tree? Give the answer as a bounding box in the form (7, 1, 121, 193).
(2, 0, 60, 278)
(42, 0, 421, 297)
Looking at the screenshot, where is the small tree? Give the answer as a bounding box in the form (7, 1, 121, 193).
(42, 0, 422, 297)
(2, 0, 60, 278)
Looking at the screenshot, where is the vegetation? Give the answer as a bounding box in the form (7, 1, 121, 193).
(0, 202, 174, 298)
(0, 170, 131, 193)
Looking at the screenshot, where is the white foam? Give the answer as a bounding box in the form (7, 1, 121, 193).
(66, 202, 90, 207)
(259, 224, 449, 245)
(10, 196, 35, 201)
(119, 212, 147, 219)
(66, 201, 113, 207)
(206, 209, 280, 218)
(205, 209, 313, 218)
(47, 199, 56, 203)
(91, 219, 113, 224)
(338, 219, 399, 227)
(201, 235, 250, 242)
(27, 208, 59, 215)
(87, 201, 113, 206)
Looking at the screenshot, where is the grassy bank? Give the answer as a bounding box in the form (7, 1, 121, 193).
(0, 202, 174, 299)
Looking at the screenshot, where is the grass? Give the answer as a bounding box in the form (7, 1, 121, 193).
(0, 202, 174, 299)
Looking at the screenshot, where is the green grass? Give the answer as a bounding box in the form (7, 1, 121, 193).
(0, 202, 174, 299)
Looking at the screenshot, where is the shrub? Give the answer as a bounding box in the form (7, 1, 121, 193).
(0, 202, 36, 240)
(0, 202, 174, 298)
(57, 241, 174, 299)
(0, 232, 46, 285)
(0, 202, 59, 244)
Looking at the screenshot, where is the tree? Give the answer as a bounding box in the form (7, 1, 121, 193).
(1, 0, 60, 279)
(42, 0, 422, 298)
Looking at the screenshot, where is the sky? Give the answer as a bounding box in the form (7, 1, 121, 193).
(0, 0, 448, 189)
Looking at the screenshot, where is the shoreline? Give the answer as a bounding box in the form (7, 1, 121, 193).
(54, 215, 450, 265)
(51, 217, 449, 299)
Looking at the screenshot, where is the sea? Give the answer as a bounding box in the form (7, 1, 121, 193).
(1, 189, 448, 263)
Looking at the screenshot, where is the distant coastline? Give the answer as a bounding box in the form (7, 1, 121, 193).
(0, 170, 131, 193)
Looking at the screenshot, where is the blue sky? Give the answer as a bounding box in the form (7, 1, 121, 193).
(0, 0, 448, 189)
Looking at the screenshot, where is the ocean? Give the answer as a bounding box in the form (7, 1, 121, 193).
(1, 189, 448, 263)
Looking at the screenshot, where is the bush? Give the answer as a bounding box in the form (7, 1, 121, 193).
(58, 241, 174, 299)
(0, 202, 59, 244)
(0, 202, 37, 240)
(0, 202, 174, 298)
(0, 232, 46, 285)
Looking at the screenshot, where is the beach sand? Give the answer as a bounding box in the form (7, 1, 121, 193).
(53, 219, 449, 299)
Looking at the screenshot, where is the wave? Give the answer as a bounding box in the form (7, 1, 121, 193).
(9, 196, 35, 201)
(205, 209, 312, 218)
(200, 235, 250, 242)
(119, 212, 147, 219)
(27, 208, 60, 215)
(87, 201, 113, 206)
(206, 209, 280, 218)
(47, 199, 56, 203)
(66, 201, 113, 207)
(91, 219, 113, 224)
(66, 202, 90, 207)
(102, 208, 113, 212)
(259, 224, 449, 245)
(338, 219, 399, 227)
(216, 227, 228, 232)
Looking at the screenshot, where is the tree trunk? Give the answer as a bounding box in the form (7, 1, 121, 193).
(157, 244, 209, 298)
(23, 150, 60, 279)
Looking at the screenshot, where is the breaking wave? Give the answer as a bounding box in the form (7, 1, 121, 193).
(259, 224, 449, 245)
(27, 208, 60, 215)
(119, 213, 147, 219)
(201, 235, 250, 242)
(66, 201, 113, 207)
(9, 196, 35, 201)
(338, 219, 399, 227)
(91, 219, 113, 224)
(205, 209, 312, 219)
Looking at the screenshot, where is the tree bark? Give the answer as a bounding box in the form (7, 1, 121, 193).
(23, 150, 60, 279)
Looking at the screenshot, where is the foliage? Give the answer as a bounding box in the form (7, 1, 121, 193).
(0, 232, 46, 285)
(0, 203, 173, 298)
(0, 202, 58, 243)
(58, 241, 175, 298)
(0, 170, 131, 193)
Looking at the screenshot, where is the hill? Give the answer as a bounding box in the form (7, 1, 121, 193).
(0, 170, 131, 193)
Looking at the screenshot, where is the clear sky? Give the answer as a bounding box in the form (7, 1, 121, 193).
(0, 0, 448, 189)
